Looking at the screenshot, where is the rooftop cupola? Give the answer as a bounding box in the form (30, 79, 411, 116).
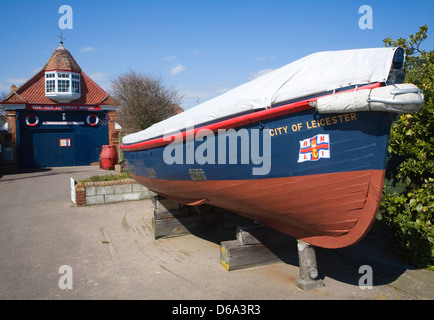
(44, 41, 82, 102)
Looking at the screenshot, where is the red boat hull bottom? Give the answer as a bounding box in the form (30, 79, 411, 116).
(133, 170, 385, 249)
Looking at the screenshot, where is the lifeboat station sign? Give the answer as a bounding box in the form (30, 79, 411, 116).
(25, 104, 102, 111)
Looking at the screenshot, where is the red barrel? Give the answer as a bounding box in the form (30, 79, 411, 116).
(100, 145, 118, 170)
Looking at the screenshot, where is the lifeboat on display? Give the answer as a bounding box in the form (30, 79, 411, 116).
(121, 47, 423, 249)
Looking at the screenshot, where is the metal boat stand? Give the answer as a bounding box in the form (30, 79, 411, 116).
(295, 240, 324, 290)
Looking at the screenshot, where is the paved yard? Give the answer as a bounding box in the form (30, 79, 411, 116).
(0, 166, 432, 302)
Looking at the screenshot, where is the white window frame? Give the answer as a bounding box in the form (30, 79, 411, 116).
(71, 74, 80, 94)
(45, 71, 81, 101)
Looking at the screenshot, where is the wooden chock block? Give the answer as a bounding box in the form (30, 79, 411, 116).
(151, 195, 194, 239)
(220, 224, 288, 271)
(220, 240, 281, 271)
(151, 196, 226, 239)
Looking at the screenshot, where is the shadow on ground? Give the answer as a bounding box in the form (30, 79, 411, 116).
(184, 211, 411, 288)
(315, 220, 413, 286)
(0, 166, 104, 182)
(0, 167, 53, 181)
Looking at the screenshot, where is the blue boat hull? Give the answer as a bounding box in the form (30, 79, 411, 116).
(123, 109, 393, 248)
(125, 110, 392, 181)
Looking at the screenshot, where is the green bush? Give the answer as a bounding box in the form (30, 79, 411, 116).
(380, 186, 433, 267)
(79, 172, 131, 184)
(381, 25, 434, 267)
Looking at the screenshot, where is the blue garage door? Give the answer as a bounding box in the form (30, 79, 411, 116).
(18, 111, 109, 168)
(33, 129, 76, 167)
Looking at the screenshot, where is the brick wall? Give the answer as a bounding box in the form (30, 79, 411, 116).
(75, 183, 86, 206)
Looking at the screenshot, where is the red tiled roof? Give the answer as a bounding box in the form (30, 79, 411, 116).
(44, 44, 81, 72)
(173, 104, 183, 114)
(1, 45, 112, 105)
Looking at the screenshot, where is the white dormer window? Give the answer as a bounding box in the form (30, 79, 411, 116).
(45, 71, 81, 102)
(72, 74, 80, 93)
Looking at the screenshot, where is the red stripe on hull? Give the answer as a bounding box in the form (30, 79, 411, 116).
(132, 170, 385, 249)
(121, 83, 383, 152)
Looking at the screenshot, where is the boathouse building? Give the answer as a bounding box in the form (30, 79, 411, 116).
(0, 42, 119, 169)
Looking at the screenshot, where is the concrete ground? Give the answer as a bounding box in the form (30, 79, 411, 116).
(0, 166, 432, 301)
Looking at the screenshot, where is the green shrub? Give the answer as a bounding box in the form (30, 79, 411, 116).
(79, 172, 131, 184)
(380, 185, 433, 267)
(381, 25, 434, 267)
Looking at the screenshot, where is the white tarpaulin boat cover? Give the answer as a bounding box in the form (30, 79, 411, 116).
(123, 47, 400, 144)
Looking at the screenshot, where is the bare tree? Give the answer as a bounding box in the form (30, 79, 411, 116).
(111, 71, 183, 134)
(0, 90, 8, 125)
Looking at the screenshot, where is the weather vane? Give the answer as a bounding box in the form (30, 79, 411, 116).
(58, 32, 67, 46)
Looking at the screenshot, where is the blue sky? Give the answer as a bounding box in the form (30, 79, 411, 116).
(0, 0, 433, 110)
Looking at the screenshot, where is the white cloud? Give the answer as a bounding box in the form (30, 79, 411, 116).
(164, 55, 177, 60)
(181, 89, 213, 100)
(179, 90, 211, 110)
(87, 72, 111, 90)
(80, 47, 95, 53)
(178, 83, 236, 110)
(88, 72, 108, 82)
(216, 88, 231, 94)
(0, 82, 11, 91)
(170, 64, 186, 75)
(248, 68, 275, 80)
(32, 67, 43, 73)
(5, 78, 27, 85)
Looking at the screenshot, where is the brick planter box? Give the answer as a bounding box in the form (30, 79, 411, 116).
(71, 178, 155, 206)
